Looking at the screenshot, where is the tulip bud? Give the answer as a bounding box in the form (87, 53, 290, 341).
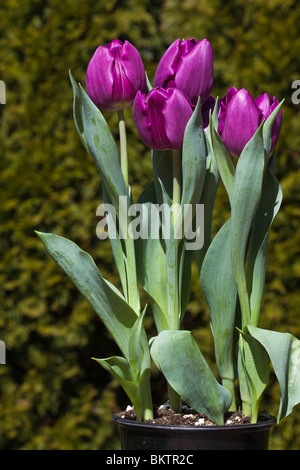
(254, 93, 283, 154)
(153, 38, 214, 106)
(133, 87, 193, 151)
(86, 39, 147, 111)
(218, 87, 282, 158)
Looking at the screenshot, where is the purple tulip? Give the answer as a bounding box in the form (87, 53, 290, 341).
(86, 39, 147, 111)
(133, 87, 193, 151)
(254, 93, 283, 154)
(218, 87, 282, 158)
(153, 38, 214, 106)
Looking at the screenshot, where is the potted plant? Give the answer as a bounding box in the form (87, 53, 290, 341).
(36, 38, 300, 450)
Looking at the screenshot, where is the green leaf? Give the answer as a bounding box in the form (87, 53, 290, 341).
(158, 178, 181, 329)
(69, 70, 89, 153)
(247, 326, 300, 422)
(93, 355, 141, 417)
(231, 124, 265, 326)
(35, 231, 137, 360)
(246, 155, 282, 325)
(128, 306, 150, 383)
(239, 328, 270, 421)
(151, 150, 173, 205)
(200, 219, 237, 387)
(100, 186, 129, 302)
(135, 237, 169, 332)
(80, 84, 128, 212)
(150, 330, 232, 424)
(209, 116, 235, 205)
(194, 133, 220, 272)
(134, 194, 169, 332)
(181, 98, 207, 208)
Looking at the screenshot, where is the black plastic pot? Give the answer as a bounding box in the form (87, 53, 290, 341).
(113, 414, 276, 450)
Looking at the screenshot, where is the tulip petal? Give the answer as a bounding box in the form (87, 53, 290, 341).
(86, 39, 146, 111)
(175, 39, 214, 105)
(133, 91, 155, 149)
(153, 39, 182, 88)
(218, 86, 238, 133)
(221, 89, 262, 158)
(256, 94, 282, 153)
(86, 46, 115, 110)
(255, 93, 271, 117)
(133, 87, 193, 151)
(154, 38, 214, 106)
(162, 88, 193, 150)
(269, 98, 282, 152)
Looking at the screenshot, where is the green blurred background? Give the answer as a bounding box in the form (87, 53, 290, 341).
(0, 0, 299, 450)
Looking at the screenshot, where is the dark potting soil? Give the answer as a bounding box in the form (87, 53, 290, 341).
(115, 402, 267, 426)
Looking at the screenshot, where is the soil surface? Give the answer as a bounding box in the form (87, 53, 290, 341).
(115, 402, 267, 426)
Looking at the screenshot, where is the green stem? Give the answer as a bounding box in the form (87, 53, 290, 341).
(166, 150, 182, 411)
(172, 149, 181, 224)
(251, 398, 260, 423)
(117, 110, 140, 313)
(168, 382, 182, 413)
(117, 109, 128, 188)
(140, 379, 154, 421)
(167, 150, 182, 330)
(238, 277, 251, 328)
(124, 237, 140, 313)
(222, 378, 237, 411)
(238, 343, 252, 417)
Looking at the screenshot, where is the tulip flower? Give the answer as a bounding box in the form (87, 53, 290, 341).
(254, 92, 283, 154)
(153, 38, 214, 106)
(218, 87, 282, 158)
(133, 86, 193, 151)
(86, 39, 147, 112)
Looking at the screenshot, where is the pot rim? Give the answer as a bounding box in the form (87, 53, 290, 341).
(113, 413, 276, 433)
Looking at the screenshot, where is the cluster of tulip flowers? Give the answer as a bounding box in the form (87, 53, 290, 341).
(86, 38, 282, 156)
(37, 37, 300, 426)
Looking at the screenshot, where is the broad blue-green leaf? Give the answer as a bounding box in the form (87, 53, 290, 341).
(209, 116, 235, 205)
(239, 328, 270, 421)
(128, 306, 153, 420)
(200, 219, 237, 389)
(194, 132, 220, 272)
(150, 330, 232, 424)
(134, 197, 169, 333)
(80, 84, 128, 212)
(93, 356, 142, 417)
(246, 155, 282, 325)
(69, 75, 128, 304)
(231, 124, 265, 326)
(181, 98, 207, 209)
(69, 71, 89, 153)
(128, 306, 150, 383)
(36, 231, 137, 360)
(99, 186, 129, 301)
(247, 326, 300, 422)
(152, 150, 173, 205)
(156, 177, 181, 330)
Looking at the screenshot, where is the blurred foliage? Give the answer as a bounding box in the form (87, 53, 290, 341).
(0, 0, 299, 450)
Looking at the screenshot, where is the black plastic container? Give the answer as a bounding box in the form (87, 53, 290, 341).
(113, 414, 276, 450)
